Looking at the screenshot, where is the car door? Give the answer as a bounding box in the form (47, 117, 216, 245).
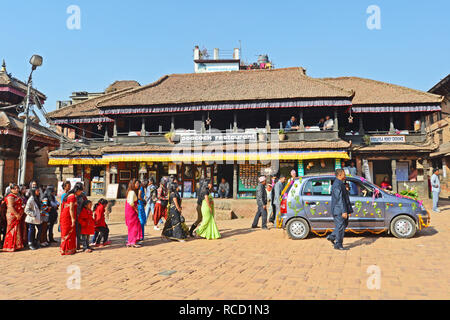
(346, 178, 385, 229)
(301, 178, 334, 229)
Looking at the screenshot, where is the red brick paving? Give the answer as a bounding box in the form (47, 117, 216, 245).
(0, 202, 448, 300)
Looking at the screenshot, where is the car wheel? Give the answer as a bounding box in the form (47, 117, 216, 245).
(390, 215, 416, 239)
(286, 218, 310, 240)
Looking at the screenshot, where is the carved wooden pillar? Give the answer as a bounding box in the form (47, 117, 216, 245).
(113, 119, 118, 137)
(299, 110, 305, 131)
(334, 108, 339, 131)
(141, 117, 146, 136)
(359, 114, 365, 135)
(389, 113, 395, 133)
(233, 163, 238, 199)
(391, 159, 397, 193)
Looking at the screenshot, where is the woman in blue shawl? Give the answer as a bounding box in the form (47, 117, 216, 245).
(137, 180, 148, 241)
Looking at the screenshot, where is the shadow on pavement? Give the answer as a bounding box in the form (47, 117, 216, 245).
(417, 227, 438, 237)
(219, 227, 259, 239)
(345, 236, 379, 249)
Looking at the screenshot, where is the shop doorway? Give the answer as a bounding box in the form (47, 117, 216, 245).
(217, 164, 234, 198)
(372, 160, 392, 187)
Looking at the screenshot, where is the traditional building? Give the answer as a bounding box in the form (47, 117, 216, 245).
(48, 67, 353, 198)
(428, 74, 450, 198)
(47, 66, 444, 201)
(322, 76, 443, 196)
(0, 60, 59, 193)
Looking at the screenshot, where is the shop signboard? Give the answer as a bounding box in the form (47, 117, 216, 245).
(106, 184, 119, 199)
(180, 132, 257, 143)
(370, 135, 406, 143)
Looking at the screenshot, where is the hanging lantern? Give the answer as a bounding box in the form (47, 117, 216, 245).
(348, 115, 353, 124)
(206, 111, 212, 126)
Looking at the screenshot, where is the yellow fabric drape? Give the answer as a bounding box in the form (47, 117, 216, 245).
(49, 151, 349, 165)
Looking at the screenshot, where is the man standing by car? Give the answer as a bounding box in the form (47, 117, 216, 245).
(327, 169, 352, 250)
(431, 168, 441, 213)
(270, 175, 286, 225)
(252, 176, 268, 230)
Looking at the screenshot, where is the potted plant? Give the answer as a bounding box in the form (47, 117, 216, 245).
(363, 135, 371, 145)
(278, 129, 286, 141)
(165, 131, 174, 144)
(257, 129, 266, 142)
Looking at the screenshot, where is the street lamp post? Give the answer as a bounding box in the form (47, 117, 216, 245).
(17, 55, 43, 185)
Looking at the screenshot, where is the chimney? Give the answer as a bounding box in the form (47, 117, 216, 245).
(213, 48, 219, 60)
(194, 46, 200, 60)
(233, 48, 240, 60)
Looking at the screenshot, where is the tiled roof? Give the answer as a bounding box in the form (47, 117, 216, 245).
(352, 143, 437, 152)
(47, 86, 139, 119)
(96, 67, 354, 108)
(105, 80, 140, 94)
(0, 68, 46, 100)
(321, 77, 443, 105)
(50, 140, 350, 157)
(0, 111, 59, 142)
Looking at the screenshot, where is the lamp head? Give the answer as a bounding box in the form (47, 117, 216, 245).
(29, 55, 43, 70)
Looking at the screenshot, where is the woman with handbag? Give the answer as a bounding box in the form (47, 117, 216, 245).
(25, 188, 43, 250)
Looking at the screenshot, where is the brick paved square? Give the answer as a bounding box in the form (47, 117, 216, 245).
(0, 202, 448, 300)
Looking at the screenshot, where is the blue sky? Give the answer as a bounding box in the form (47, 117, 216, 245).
(1, 0, 449, 112)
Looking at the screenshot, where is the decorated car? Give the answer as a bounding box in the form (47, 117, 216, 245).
(280, 175, 431, 240)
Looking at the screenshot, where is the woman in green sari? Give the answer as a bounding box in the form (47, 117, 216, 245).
(196, 183, 221, 240)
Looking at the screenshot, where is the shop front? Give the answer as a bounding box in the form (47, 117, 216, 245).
(49, 146, 350, 200)
(352, 143, 436, 199)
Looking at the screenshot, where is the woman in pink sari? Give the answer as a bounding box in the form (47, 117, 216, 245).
(125, 179, 142, 248)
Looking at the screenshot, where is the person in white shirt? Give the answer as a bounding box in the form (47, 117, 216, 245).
(431, 168, 441, 212)
(323, 115, 334, 130)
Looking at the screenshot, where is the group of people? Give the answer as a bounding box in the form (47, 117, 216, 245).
(124, 176, 221, 248)
(251, 169, 298, 230)
(0, 181, 59, 252)
(285, 115, 334, 132)
(58, 181, 110, 255)
(0, 180, 110, 254)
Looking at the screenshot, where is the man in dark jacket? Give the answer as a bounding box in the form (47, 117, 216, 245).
(327, 169, 353, 250)
(270, 176, 286, 224)
(251, 176, 268, 229)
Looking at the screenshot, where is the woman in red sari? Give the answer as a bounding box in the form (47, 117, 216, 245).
(3, 184, 25, 252)
(152, 177, 168, 230)
(60, 182, 84, 255)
